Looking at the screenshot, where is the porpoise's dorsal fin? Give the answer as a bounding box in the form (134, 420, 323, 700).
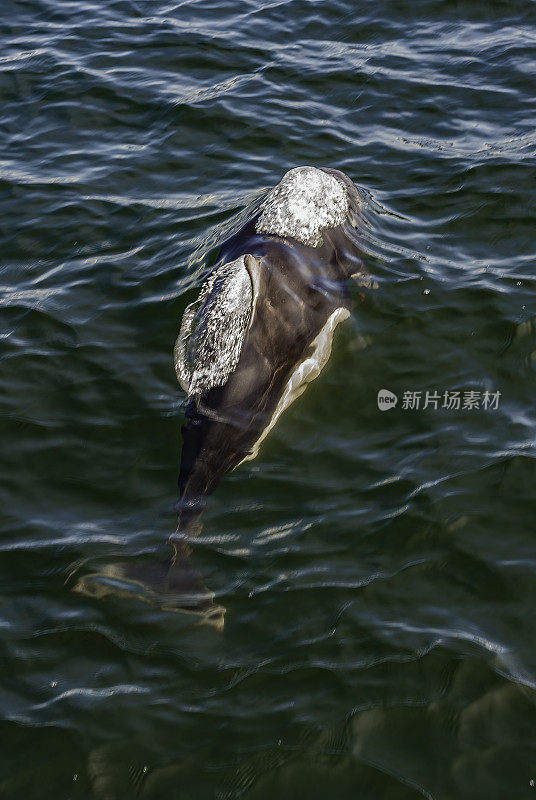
(174, 255, 261, 398)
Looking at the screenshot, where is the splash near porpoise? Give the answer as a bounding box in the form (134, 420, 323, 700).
(74, 166, 368, 629)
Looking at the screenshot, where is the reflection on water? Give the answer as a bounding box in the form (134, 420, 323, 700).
(2, 0, 536, 797)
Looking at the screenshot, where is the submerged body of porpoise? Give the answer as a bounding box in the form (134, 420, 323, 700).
(75, 166, 368, 628)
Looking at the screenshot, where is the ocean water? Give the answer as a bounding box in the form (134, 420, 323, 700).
(1, 1, 536, 798)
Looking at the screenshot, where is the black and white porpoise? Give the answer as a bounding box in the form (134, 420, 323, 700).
(75, 166, 371, 628)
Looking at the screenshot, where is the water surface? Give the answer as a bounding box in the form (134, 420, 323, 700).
(1, 1, 536, 797)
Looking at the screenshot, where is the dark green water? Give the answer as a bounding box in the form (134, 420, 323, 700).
(2, 1, 536, 798)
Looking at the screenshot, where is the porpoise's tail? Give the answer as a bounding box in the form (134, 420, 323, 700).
(72, 502, 225, 631)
